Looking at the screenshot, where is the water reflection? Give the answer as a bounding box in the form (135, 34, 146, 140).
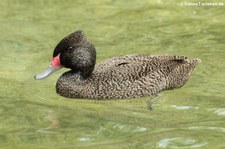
(36, 110, 59, 134)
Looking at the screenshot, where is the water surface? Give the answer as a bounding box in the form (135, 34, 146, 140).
(1, 0, 225, 148)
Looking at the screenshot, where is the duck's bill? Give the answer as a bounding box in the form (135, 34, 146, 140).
(34, 65, 62, 80)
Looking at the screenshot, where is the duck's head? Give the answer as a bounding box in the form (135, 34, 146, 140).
(34, 30, 96, 80)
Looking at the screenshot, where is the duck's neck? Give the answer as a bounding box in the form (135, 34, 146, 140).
(73, 67, 94, 80)
(71, 51, 96, 79)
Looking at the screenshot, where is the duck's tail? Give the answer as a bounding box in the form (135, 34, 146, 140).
(187, 58, 201, 67)
(165, 57, 201, 90)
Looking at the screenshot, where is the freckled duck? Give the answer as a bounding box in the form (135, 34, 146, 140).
(35, 30, 201, 103)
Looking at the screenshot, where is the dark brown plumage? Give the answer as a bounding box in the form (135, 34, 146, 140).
(35, 30, 201, 100)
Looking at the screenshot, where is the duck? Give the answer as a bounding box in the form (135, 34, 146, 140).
(35, 30, 201, 109)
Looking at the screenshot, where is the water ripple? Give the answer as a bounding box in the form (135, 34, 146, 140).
(214, 108, 225, 116)
(157, 137, 208, 148)
(78, 137, 93, 142)
(189, 126, 225, 132)
(112, 123, 148, 133)
(170, 105, 199, 110)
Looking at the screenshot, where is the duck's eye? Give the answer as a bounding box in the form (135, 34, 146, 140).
(67, 46, 74, 52)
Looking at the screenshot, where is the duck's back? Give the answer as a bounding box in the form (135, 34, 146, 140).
(56, 54, 200, 99)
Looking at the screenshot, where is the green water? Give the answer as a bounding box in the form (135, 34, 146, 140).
(1, 0, 225, 148)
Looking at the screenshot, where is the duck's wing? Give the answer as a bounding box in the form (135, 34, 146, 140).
(94, 54, 188, 76)
(87, 54, 191, 98)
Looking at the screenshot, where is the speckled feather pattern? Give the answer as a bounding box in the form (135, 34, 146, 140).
(56, 54, 201, 99)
